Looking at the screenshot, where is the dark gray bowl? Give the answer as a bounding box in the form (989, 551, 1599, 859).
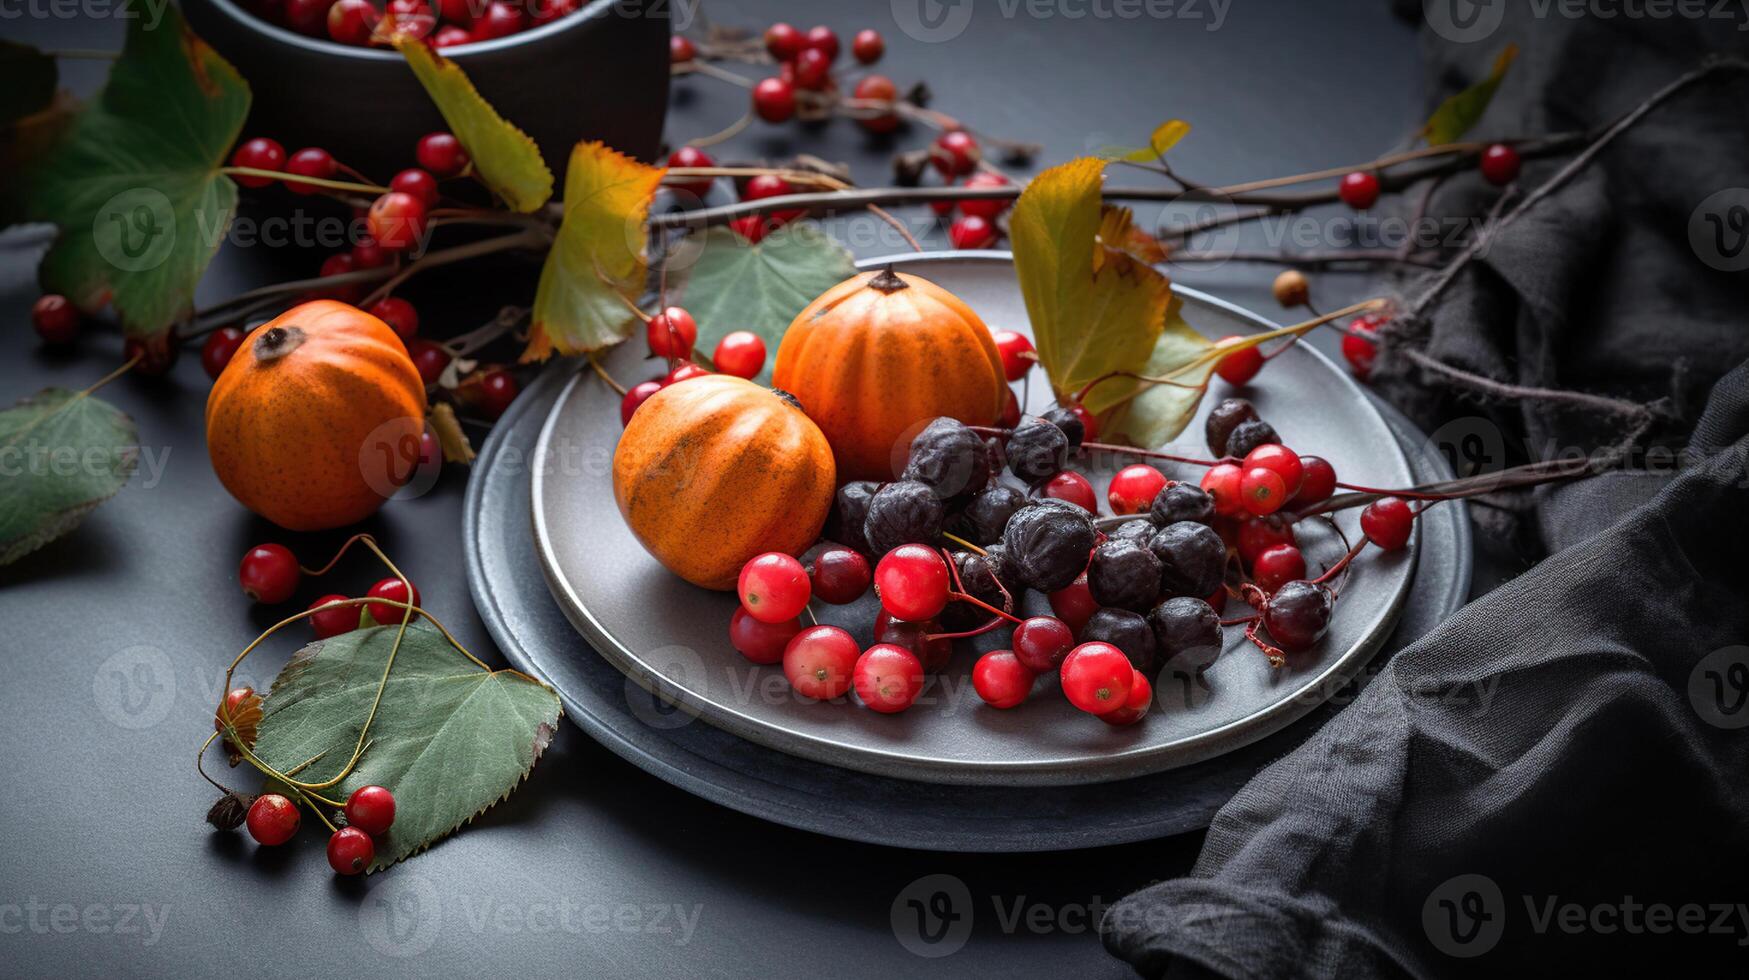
(180, 0, 670, 179)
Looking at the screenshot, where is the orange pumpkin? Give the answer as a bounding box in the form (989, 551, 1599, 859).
(206, 300, 427, 531)
(772, 267, 1006, 480)
(614, 375, 836, 590)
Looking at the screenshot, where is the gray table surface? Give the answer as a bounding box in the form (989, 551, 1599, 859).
(0, 3, 1471, 977)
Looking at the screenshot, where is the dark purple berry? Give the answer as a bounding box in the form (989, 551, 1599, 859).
(1261, 580, 1334, 651)
(1148, 521, 1227, 599)
(1205, 397, 1260, 457)
(942, 550, 1014, 630)
(1107, 519, 1155, 545)
(1224, 419, 1280, 462)
(828, 481, 880, 555)
(1002, 500, 1096, 592)
(1042, 406, 1084, 449)
(1149, 483, 1215, 527)
(1006, 418, 1069, 481)
(1148, 596, 1222, 674)
(863, 480, 944, 556)
(956, 484, 1028, 545)
(1081, 607, 1157, 674)
(902, 417, 989, 500)
(1086, 539, 1162, 611)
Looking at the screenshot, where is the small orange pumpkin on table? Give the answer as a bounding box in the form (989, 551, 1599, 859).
(205, 300, 427, 531)
(773, 267, 1008, 481)
(613, 374, 836, 591)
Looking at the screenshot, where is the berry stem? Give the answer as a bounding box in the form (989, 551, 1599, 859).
(926, 615, 1008, 642)
(219, 166, 390, 195)
(940, 532, 987, 555)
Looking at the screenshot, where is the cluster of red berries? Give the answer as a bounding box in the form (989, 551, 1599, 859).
(242, 0, 583, 49)
(1334, 142, 1520, 211)
(1209, 309, 1392, 388)
(659, 155, 817, 246)
(926, 132, 1009, 251)
(237, 542, 423, 635)
(618, 304, 767, 424)
(680, 24, 891, 127)
(241, 784, 396, 875)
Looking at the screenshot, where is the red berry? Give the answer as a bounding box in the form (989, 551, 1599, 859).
(728, 607, 802, 665)
(1342, 315, 1381, 380)
(369, 297, 419, 340)
(1252, 544, 1306, 593)
(368, 191, 428, 252)
(327, 0, 379, 44)
(470, 1, 525, 40)
(752, 77, 796, 123)
(390, 167, 439, 206)
(958, 172, 1011, 221)
(1000, 387, 1022, 428)
(1044, 470, 1098, 513)
(802, 25, 839, 61)
(1067, 403, 1099, 442)
(1060, 642, 1133, 715)
(308, 594, 358, 638)
(764, 22, 803, 61)
(408, 339, 450, 385)
(620, 379, 663, 426)
(1099, 669, 1152, 726)
(431, 24, 472, 46)
(1293, 455, 1337, 504)
(738, 552, 811, 623)
(1480, 143, 1521, 186)
(851, 74, 900, 133)
(873, 544, 950, 622)
(416, 132, 469, 177)
(669, 33, 695, 64)
(327, 826, 374, 875)
(31, 294, 79, 345)
(972, 650, 1033, 709)
(436, 0, 472, 24)
(417, 429, 441, 475)
(1360, 496, 1414, 550)
(317, 252, 362, 303)
(365, 577, 420, 625)
(1213, 336, 1263, 385)
(1201, 462, 1245, 517)
(932, 130, 980, 178)
(808, 546, 870, 604)
(532, 0, 578, 24)
(1047, 573, 1099, 635)
(240, 544, 300, 603)
(349, 235, 392, 271)
(873, 611, 952, 673)
(230, 137, 287, 187)
(122, 334, 180, 375)
(712, 330, 766, 379)
(664, 362, 710, 385)
(285, 0, 331, 36)
(793, 47, 831, 90)
(201, 326, 247, 380)
(729, 214, 769, 244)
(1236, 514, 1296, 565)
(1338, 171, 1381, 209)
(646, 306, 698, 359)
(991, 330, 1034, 382)
(1012, 616, 1075, 673)
(383, 0, 435, 36)
(853, 644, 924, 713)
(1241, 443, 1303, 496)
(246, 794, 300, 846)
(782, 625, 859, 700)
(478, 370, 518, 419)
(1239, 466, 1288, 516)
(284, 147, 337, 195)
(1108, 464, 1167, 515)
(665, 145, 715, 201)
(214, 686, 255, 733)
(949, 214, 997, 249)
(343, 785, 396, 835)
(743, 173, 804, 225)
(851, 28, 884, 64)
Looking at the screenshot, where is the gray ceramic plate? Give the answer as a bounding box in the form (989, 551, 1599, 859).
(530, 253, 1418, 786)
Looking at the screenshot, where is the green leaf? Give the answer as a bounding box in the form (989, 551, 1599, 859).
(253, 622, 561, 870)
(524, 140, 665, 359)
(1421, 44, 1518, 146)
(25, 2, 248, 338)
(0, 387, 139, 566)
(397, 39, 553, 213)
(1101, 298, 1217, 447)
(674, 223, 858, 383)
(0, 40, 56, 126)
(1010, 157, 1174, 418)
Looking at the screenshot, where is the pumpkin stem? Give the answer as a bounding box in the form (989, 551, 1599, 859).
(867, 265, 909, 294)
(254, 325, 306, 363)
(771, 388, 805, 412)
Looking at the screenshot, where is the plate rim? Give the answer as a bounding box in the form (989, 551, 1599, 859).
(529, 251, 1419, 785)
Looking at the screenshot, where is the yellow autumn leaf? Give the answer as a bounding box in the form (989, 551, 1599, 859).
(523, 141, 664, 360)
(1009, 157, 1175, 418)
(427, 402, 475, 464)
(1115, 119, 1191, 163)
(396, 39, 553, 213)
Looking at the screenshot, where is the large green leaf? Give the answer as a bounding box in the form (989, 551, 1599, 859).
(1101, 299, 1216, 448)
(27, 1, 248, 337)
(674, 223, 857, 383)
(524, 140, 665, 359)
(398, 39, 553, 213)
(0, 387, 139, 566)
(1422, 44, 1518, 146)
(1010, 157, 1174, 418)
(253, 622, 561, 870)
